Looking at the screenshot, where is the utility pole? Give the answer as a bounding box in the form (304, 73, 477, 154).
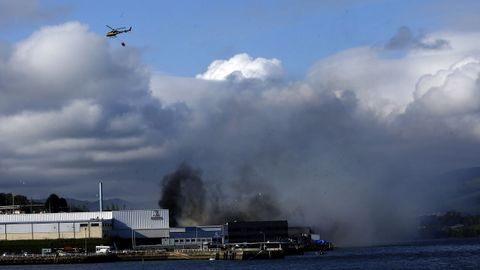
(84, 227, 88, 255)
(260, 231, 266, 242)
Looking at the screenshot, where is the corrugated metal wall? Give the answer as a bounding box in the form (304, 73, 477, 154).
(6, 224, 30, 233)
(135, 229, 169, 238)
(0, 211, 112, 224)
(0, 210, 168, 229)
(33, 223, 57, 233)
(3, 222, 99, 234)
(112, 209, 169, 230)
(0, 209, 170, 240)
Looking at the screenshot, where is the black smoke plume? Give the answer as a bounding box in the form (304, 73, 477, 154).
(159, 162, 284, 226)
(158, 162, 206, 227)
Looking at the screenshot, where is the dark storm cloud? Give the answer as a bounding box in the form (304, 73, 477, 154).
(386, 26, 451, 51)
(385, 26, 416, 50)
(0, 22, 189, 202)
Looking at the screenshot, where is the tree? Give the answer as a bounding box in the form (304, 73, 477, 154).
(44, 194, 68, 213)
(0, 193, 28, 206)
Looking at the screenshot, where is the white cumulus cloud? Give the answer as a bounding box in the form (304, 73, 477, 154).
(413, 57, 480, 115)
(196, 53, 284, 81)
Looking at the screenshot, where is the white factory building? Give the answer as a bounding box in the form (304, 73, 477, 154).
(0, 209, 169, 241)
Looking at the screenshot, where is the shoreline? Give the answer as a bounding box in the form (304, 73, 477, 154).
(0, 247, 287, 265)
(0, 251, 214, 265)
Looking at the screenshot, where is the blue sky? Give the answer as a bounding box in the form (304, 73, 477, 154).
(2, 0, 455, 78)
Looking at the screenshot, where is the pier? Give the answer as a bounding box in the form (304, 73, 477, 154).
(0, 244, 285, 265)
(217, 242, 285, 260)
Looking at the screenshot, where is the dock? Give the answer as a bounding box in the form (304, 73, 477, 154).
(0, 254, 118, 265)
(217, 242, 285, 260)
(0, 245, 285, 265)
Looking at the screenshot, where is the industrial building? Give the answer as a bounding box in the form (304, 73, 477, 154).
(0, 183, 169, 244)
(0, 184, 300, 253)
(224, 220, 289, 243)
(0, 209, 169, 241)
(0, 212, 290, 244)
(0, 210, 302, 255)
(161, 226, 224, 248)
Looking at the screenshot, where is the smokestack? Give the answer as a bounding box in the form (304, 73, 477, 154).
(99, 182, 103, 212)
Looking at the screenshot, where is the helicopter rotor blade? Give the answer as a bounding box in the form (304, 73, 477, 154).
(106, 25, 114, 30)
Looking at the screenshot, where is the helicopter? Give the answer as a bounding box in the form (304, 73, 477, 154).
(105, 25, 132, 38)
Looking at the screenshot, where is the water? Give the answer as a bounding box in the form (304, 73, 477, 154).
(1, 239, 479, 270)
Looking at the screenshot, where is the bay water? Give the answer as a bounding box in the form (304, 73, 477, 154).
(1, 238, 478, 270)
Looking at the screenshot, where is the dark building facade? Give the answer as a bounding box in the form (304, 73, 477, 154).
(161, 225, 224, 248)
(225, 220, 288, 243)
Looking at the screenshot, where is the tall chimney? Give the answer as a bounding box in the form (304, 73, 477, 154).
(99, 182, 103, 212)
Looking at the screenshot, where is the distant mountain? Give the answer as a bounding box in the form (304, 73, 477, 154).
(36, 197, 143, 211)
(65, 198, 135, 211)
(434, 167, 480, 214)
